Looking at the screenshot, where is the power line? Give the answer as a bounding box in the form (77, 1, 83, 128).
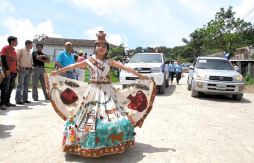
(228, 0, 233, 6)
(240, 4, 254, 18)
(243, 7, 254, 19)
(249, 16, 254, 22)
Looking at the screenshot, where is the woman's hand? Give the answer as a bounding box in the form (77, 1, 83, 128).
(50, 70, 60, 76)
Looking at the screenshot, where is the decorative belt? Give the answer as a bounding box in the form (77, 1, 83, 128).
(89, 80, 111, 84)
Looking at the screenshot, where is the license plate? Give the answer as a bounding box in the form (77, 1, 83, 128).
(216, 85, 226, 90)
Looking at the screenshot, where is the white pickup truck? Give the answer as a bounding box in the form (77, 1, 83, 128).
(120, 53, 170, 94)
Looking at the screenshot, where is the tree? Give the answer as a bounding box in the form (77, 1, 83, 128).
(155, 46, 172, 58)
(182, 28, 206, 58)
(204, 6, 253, 58)
(108, 44, 125, 59)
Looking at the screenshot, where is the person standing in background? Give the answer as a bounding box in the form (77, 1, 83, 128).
(32, 43, 50, 101)
(168, 60, 176, 85)
(175, 61, 182, 85)
(55, 42, 75, 79)
(78, 51, 85, 82)
(73, 55, 80, 80)
(0, 36, 18, 109)
(16, 40, 33, 104)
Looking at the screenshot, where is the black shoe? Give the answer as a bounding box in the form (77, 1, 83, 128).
(16, 101, 24, 105)
(24, 100, 31, 103)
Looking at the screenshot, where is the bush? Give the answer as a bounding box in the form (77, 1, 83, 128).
(244, 73, 254, 85)
(251, 53, 254, 60)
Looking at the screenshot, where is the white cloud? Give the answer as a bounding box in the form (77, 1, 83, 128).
(108, 34, 122, 46)
(83, 26, 104, 39)
(37, 20, 62, 38)
(0, 1, 15, 12)
(0, 19, 62, 49)
(69, 0, 135, 17)
(70, 0, 186, 48)
(83, 27, 123, 46)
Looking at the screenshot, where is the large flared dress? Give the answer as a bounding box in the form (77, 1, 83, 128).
(44, 55, 156, 157)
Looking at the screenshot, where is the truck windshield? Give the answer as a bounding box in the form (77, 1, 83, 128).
(130, 54, 162, 63)
(196, 59, 234, 70)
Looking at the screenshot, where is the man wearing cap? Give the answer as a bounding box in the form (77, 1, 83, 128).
(15, 40, 33, 104)
(32, 43, 50, 101)
(55, 42, 75, 79)
(78, 50, 85, 82)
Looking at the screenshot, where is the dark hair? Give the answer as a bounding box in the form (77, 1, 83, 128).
(36, 43, 43, 48)
(25, 40, 33, 45)
(94, 43, 110, 59)
(7, 36, 17, 45)
(74, 55, 78, 60)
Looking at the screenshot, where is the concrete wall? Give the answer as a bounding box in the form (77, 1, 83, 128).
(32, 44, 95, 62)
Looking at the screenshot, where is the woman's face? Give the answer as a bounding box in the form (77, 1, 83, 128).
(95, 43, 108, 56)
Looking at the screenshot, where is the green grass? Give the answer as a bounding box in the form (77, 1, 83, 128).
(45, 63, 55, 68)
(44, 63, 119, 83)
(14, 63, 119, 88)
(84, 67, 119, 83)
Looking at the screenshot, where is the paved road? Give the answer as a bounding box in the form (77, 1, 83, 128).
(1, 74, 254, 163)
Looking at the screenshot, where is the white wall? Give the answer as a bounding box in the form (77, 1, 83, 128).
(32, 44, 95, 62)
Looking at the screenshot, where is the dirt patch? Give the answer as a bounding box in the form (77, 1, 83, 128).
(245, 85, 254, 94)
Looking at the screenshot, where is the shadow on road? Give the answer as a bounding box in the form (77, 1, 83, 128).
(0, 124, 16, 139)
(64, 142, 175, 163)
(156, 85, 176, 96)
(196, 94, 251, 103)
(0, 101, 49, 116)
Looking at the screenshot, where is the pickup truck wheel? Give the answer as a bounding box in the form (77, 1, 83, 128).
(165, 77, 169, 88)
(191, 81, 199, 97)
(187, 77, 191, 91)
(233, 94, 243, 101)
(159, 81, 165, 94)
(122, 84, 126, 89)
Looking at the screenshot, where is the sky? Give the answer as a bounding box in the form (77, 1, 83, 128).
(0, 0, 254, 50)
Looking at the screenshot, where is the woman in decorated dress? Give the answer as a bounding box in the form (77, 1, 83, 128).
(46, 31, 156, 157)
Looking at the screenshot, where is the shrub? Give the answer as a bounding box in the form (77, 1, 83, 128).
(244, 73, 254, 85)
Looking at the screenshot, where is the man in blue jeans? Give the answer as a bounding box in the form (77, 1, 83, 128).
(56, 42, 75, 79)
(16, 40, 33, 105)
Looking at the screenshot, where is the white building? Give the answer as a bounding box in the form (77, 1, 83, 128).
(33, 36, 116, 62)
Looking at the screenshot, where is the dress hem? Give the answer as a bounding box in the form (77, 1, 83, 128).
(62, 139, 135, 157)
